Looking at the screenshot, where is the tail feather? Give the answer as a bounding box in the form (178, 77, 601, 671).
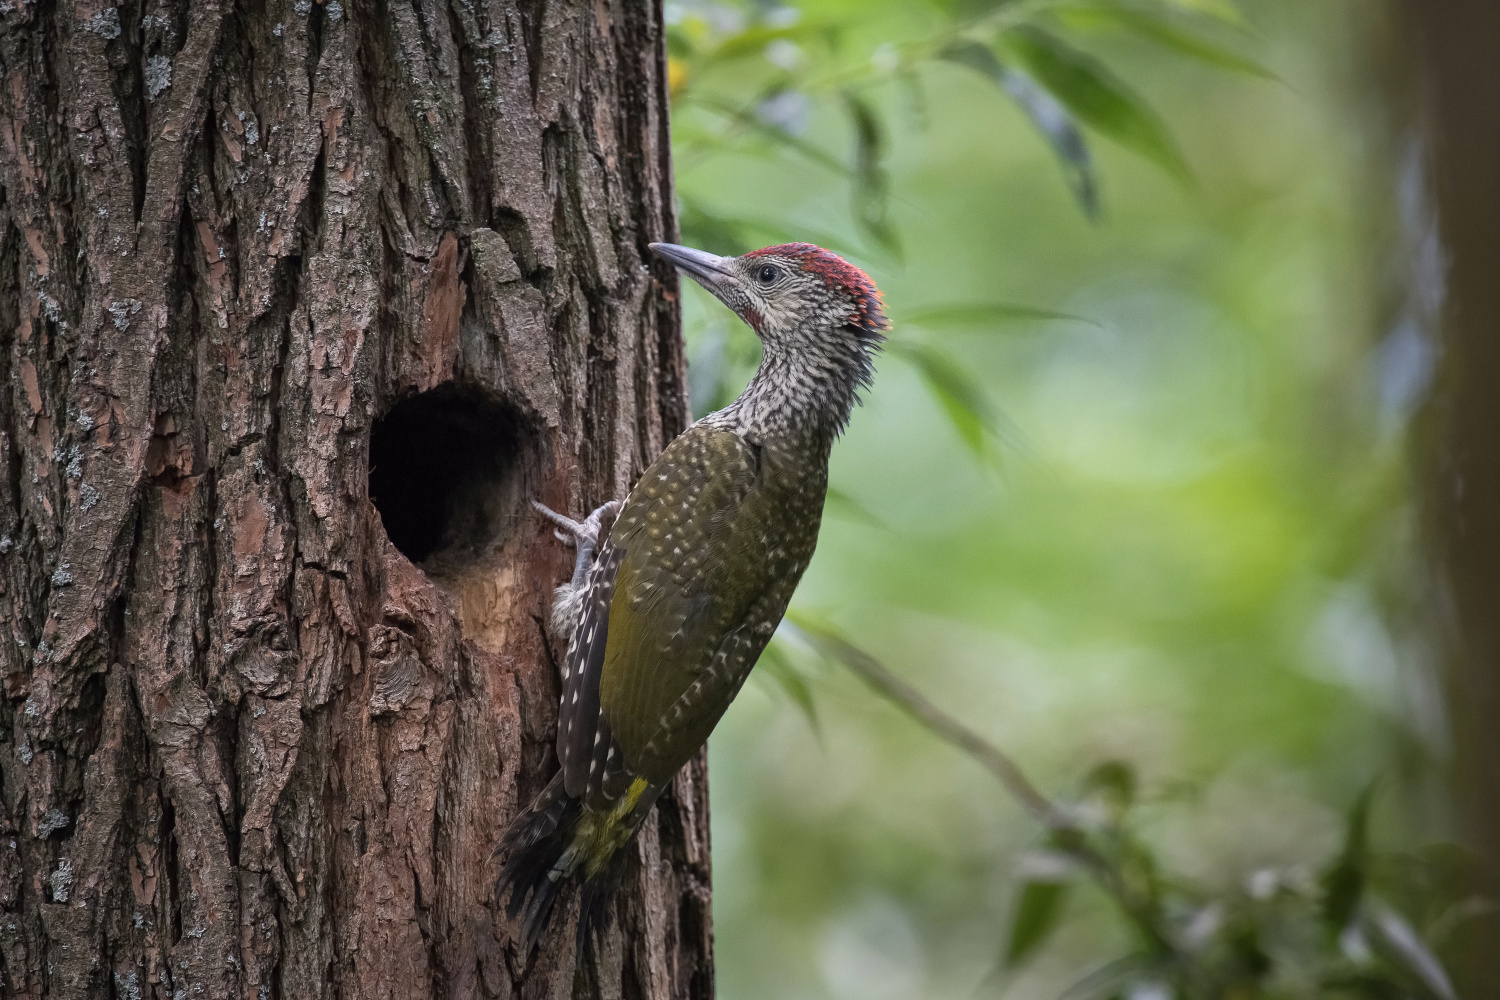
(576, 849, 630, 958)
(494, 773, 583, 954)
(495, 773, 663, 961)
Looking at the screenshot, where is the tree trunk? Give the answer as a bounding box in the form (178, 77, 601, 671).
(0, 0, 712, 995)
(1402, 0, 1500, 990)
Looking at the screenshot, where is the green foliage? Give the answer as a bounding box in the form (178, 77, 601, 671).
(1055, 3, 1274, 80)
(755, 638, 823, 736)
(667, 2, 1456, 998)
(899, 301, 1103, 329)
(998, 25, 1193, 186)
(781, 623, 1484, 999)
(845, 90, 905, 259)
(1160, 0, 1249, 27)
(821, 485, 889, 529)
(667, 0, 1272, 446)
(1322, 783, 1376, 934)
(940, 39, 1101, 217)
(1006, 875, 1072, 968)
(885, 340, 1015, 466)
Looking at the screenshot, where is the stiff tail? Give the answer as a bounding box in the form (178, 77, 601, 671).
(494, 773, 581, 955)
(493, 774, 655, 959)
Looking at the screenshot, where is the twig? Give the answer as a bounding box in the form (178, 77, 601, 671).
(784, 615, 1179, 957)
(783, 616, 1074, 832)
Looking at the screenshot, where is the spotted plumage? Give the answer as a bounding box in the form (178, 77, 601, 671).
(495, 241, 887, 959)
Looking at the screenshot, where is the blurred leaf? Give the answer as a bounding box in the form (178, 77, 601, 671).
(1160, 0, 1248, 27)
(1380, 840, 1497, 936)
(694, 95, 854, 178)
(1412, 841, 1495, 894)
(1320, 968, 1410, 999)
(676, 196, 864, 260)
(758, 640, 821, 736)
(1367, 907, 1457, 1000)
(669, 120, 779, 165)
(1019, 844, 1089, 880)
(1058, 954, 1153, 1000)
(1084, 760, 1137, 821)
(665, 25, 698, 60)
(1006, 879, 1071, 967)
(667, 56, 690, 99)
(1224, 920, 1273, 982)
(1429, 896, 1500, 949)
(927, 0, 1012, 15)
(785, 612, 1069, 829)
(886, 339, 1031, 466)
(703, 21, 829, 64)
(1151, 777, 1203, 805)
(888, 340, 989, 457)
(897, 66, 929, 134)
(1322, 782, 1377, 933)
(941, 40, 1099, 219)
(824, 486, 887, 529)
(900, 300, 1103, 330)
(1056, 2, 1276, 80)
(756, 88, 812, 137)
(1114, 839, 1167, 942)
(999, 26, 1193, 185)
(844, 91, 903, 261)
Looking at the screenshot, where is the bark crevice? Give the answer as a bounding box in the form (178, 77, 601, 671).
(0, 0, 708, 994)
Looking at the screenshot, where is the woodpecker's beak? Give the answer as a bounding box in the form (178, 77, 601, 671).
(649, 242, 735, 290)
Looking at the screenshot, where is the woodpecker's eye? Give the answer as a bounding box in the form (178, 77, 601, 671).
(754, 263, 780, 285)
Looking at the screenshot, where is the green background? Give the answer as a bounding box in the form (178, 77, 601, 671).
(667, 2, 1438, 995)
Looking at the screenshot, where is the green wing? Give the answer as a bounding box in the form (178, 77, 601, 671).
(598, 424, 794, 784)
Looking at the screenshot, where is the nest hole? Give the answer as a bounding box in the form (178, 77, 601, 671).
(369, 386, 525, 565)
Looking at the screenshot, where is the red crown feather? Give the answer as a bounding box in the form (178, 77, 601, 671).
(743, 243, 890, 336)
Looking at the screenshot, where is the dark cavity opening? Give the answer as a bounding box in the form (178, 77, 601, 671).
(369, 386, 522, 564)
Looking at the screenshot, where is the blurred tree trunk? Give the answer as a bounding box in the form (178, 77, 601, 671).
(1403, 0, 1500, 988)
(0, 0, 712, 996)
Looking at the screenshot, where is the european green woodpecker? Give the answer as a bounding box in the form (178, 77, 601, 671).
(495, 242, 889, 956)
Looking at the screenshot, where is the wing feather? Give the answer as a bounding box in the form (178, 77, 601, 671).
(558, 544, 623, 799)
(599, 426, 804, 782)
(558, 422, 823, 803)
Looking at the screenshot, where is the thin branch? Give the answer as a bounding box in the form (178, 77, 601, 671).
(783, 616, 1074, 831)
(785, 616, 1188, 958)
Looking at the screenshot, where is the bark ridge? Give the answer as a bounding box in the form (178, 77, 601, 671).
(0, 0, 711, 994)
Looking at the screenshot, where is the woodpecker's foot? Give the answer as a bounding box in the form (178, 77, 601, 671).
(530, 499, 621, 556)
(532, 500, 622, 641)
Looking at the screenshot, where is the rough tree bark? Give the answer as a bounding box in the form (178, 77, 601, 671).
(0, 0, 713, 995)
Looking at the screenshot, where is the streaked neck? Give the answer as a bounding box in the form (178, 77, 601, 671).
(708, 331, 874, 444)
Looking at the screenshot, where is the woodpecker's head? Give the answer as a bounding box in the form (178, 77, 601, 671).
(650, 241, 889, 363)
